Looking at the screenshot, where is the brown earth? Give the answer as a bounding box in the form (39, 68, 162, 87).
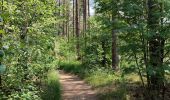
(59, 71, 98, 100)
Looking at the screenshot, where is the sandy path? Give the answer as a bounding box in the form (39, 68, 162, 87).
(59, 71, 98, 100)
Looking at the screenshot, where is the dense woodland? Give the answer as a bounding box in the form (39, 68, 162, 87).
(0, 0, 170, 100)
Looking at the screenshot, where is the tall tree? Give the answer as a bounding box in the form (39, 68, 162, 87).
(58, 0, 61, 35)
(83, 0, 87, 33)
(83, 0, 87, 46)
(95, 0, 119, 69)
(87, 0, 90, 17)
(87, 0, 90, 30)
(147, 0, 165, 96)
(62, 0, 66, 36)
(65, 0, 70, 41)
(72, 0, 75, 37)
(75, 0, 80, 60)
(111, 21, 118, 69)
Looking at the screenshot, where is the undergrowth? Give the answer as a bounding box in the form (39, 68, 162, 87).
(41, 70, 61, 100)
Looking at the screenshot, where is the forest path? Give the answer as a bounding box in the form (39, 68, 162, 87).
(59, 71, 98, 100)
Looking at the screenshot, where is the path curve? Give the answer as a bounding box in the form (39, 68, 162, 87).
(59, 71, 98, 100)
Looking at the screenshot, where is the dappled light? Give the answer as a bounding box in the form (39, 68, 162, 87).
(0, 0, 170, 100)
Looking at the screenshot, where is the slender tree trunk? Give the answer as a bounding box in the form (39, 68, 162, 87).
(111, 13, 118, 69)
(87, 0, 91, 39)
(67, 15, 70, 42)
(66, 1, 70, 42)
(75, 0, 80, 60)
(63, 0, 66, 36)
(73, 0, 75, 37)
(101, 41, 106, 67)
(87, 0, 90, 17)
(83, 0, 87, 47)
(66, 22, 68, 37)
(58, 0, 61, 35)
(112, 27, 118, 69)
(83, 0, 87, 34)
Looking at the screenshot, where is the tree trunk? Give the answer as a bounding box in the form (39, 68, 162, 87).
(87, 0, 91, 39)
(111, 13, 118, 69)
(83, 0, 87, 47)
(112, 28, 118, 69)
(66, 1, 70, 42)
(75, 0, 80, 60)
(83, 0, 87, 34)
(87, 0, 90, 17)
(73, 0, 75, 37)
(101, 41, 106, 67)
(58, 0, 61, 35)
(147, 0, 165, 98)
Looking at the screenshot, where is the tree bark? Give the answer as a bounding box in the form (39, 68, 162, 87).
(75, 0, 80, 60)
(83, 0, 87, 47)
(87, 0, 90, 17)
(58, 0, 61, 35)
(83, 0, 87, 33)
(73, 0, 75, 37)
(101, 41, 106, 67)
(112, 29, 118, 69)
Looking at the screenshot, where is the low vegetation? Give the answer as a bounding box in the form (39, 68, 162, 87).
(41, 70, 61, 100)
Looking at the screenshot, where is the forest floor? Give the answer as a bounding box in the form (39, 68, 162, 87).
(59, 71, 98, 100)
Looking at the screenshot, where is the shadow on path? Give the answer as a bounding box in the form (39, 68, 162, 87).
(59, 71, 98, 100)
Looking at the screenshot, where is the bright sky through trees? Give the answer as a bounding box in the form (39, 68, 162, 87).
(90, 0, 95, 15)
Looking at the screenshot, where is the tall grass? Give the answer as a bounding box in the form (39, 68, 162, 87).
(59, 61, 86, 78)
(42, 70, 61, 100)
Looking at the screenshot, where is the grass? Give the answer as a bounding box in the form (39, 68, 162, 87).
(59, 61, 86, 78)
(85, 69, 129, 100)
(85, 68, 119, 87)
(41, 70, 61, 100)
(59, 61, 121, 87)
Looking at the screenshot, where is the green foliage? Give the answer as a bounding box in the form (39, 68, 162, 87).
(82, 17, 112, 68)
(85, 68, 118, 87)
(0, 84, 41, 99)
(0, 0, 61, 99)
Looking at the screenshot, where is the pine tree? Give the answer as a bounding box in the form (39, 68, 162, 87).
(75, 0, 80, 60)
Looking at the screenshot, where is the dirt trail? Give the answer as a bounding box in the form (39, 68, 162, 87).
(59, 71, 98, 100)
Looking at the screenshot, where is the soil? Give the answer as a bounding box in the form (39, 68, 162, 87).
(59, 71, 98, 100)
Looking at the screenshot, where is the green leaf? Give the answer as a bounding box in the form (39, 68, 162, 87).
(0, 30, 5, 34)
(0, 22, 3, 25)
